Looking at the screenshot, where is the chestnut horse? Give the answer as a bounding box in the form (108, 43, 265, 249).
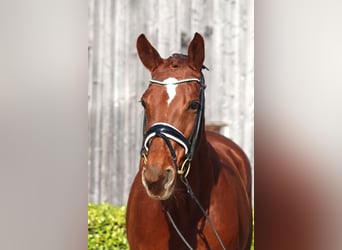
(126, 33, 252, 250)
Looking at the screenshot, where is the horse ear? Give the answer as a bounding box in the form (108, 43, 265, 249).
(188, 33, 205, 71)
(136, 34, 163, 72)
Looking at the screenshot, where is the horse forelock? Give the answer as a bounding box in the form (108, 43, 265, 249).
(150, 55, 201, 82)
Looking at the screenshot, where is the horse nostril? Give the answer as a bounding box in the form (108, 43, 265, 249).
(164, 168, 174, 188)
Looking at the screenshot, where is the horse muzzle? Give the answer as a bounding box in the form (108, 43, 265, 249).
(142, 164, 176, 200)
(140, 122, 190, 199)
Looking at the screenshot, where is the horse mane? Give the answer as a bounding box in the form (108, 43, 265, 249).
(170, 53, 188, 58)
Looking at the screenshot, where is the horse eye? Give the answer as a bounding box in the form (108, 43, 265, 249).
(188, 101, 200, 111)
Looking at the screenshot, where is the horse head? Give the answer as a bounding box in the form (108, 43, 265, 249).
(137, 33, 205, 200)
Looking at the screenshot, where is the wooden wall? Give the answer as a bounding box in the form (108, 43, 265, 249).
(88, 0, 254, 205)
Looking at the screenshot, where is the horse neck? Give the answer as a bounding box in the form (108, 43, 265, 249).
(165, 125, 213, 222)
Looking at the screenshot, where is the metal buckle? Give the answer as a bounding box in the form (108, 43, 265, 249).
(141, 151, 148, 165)
(177, 158, 191, 177)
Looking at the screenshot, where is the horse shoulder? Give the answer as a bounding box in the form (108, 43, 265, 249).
(204, 131, 252, 249)
(205, 130, 251, 198)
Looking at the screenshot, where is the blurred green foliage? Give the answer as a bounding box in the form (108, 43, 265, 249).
(88, 203, 128, 250)
(88, 202, 254, 250)
(251, 209, 255, 250)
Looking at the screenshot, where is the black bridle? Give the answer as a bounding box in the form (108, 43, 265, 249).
(140, 71, 206, 177)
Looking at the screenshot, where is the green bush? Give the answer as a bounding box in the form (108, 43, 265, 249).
(251, 209, 255, 250)
(88, 202, 254, 250)
(88, 203, 128, 250)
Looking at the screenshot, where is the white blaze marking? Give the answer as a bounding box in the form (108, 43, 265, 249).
(163, 77, 178, 105)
